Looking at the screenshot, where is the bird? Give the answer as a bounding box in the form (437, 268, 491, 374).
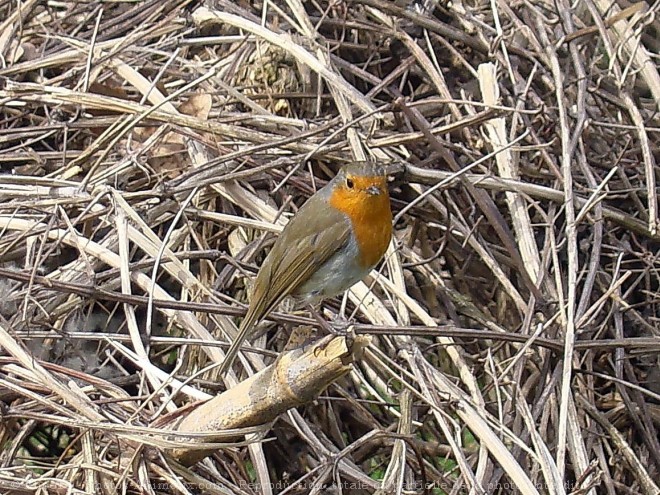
(218, 161, 393, 375)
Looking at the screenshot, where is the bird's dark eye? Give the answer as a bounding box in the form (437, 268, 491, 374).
(346, 178, 354, 188)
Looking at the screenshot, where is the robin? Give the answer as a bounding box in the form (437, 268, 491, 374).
(218, 161, 393, 375)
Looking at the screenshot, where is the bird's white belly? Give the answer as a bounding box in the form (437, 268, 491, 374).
(293, 235, 371, 304)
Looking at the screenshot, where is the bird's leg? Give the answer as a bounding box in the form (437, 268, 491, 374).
(306, 303, 338, 335)
(328, 313, 351, 335)
(307, 303, 355, 355)
(329, 291, 355, 335)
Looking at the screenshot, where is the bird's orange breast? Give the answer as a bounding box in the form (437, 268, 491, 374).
(328, 182, 392, 268)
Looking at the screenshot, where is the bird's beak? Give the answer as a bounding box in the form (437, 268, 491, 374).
(366, 185, 382, 196)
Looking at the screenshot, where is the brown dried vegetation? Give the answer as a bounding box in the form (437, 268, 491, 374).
(0, 0, 658, 493)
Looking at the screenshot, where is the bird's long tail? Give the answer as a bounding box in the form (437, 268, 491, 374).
(216, 308, 260, 376)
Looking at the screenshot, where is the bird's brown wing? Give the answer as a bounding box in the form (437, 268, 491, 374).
(251, 194, 351, 322)
(218, 194, 350, 374)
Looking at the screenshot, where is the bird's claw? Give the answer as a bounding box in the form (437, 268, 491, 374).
(318, 317, 356, 350)
(328, 316, 351, 336)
